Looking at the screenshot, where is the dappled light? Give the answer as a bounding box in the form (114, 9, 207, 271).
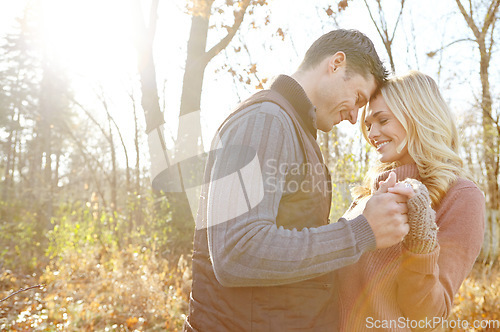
(1, 0, 500, 330)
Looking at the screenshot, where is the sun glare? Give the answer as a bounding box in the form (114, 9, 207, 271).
(40, 0, 137, 84)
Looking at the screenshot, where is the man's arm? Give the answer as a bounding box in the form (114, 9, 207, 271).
(207, 102, 376, 287)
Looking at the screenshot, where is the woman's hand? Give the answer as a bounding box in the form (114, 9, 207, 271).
(387, 180, 416, 199)
(365, 172, 411, 249)
(395, 179, 438, 254)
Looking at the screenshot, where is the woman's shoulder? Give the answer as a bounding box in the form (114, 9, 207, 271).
(443, 177, 485, 205)
(450, 177, 482, 193)
(436, 177, 485, 239)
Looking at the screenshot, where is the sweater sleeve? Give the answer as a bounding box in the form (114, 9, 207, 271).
(207, 102, 376, 287)
(396, 181, 485, 326)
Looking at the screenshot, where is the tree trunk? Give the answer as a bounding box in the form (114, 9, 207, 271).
(133, 99, 143, 229)
(133, 0, 195, 230)
(107, 115, 117, 212)
(455, 0, 500, 210)
(2, 126, 15, 201)
(38, 57, 56, 226)
(177, 0, 214, 154)
(479, 50, 499, 209)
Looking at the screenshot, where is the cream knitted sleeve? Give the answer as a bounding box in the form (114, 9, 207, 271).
(402, 179, 438, 254)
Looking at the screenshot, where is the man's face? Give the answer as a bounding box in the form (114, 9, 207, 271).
(315, 66, 377, 132)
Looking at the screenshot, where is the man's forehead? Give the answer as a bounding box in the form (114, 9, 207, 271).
(362, 75, 378, 98)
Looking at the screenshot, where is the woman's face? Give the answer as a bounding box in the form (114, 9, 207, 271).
(364, 94, 414, 165)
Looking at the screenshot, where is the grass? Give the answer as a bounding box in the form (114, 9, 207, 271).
(0, 245, 191, 331)
(1, 246, 499, 331)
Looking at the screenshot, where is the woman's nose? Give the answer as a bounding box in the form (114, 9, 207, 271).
(368, 125, 379, 139)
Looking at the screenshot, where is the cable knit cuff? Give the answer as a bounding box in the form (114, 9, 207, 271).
(347, 214, 377, 253)
(403, 225, 438, 254)
(403, 180, 438, 254)
(407, 190, 431, 214)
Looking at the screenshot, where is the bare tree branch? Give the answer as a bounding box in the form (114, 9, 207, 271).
(456, 0, 481, 39)
(426, 38, 475, 57)
(484, 0, 500, 34)
(203, 0, 252, 65)
(71, 97, 111, 145)
(98, 93, 130, 177)
(391, 0, 406, 42)
(59, 119, 112, 204)
(0, 285, 44, 304)
(362, 0, 405, 73)
(363, 0, 385, 44)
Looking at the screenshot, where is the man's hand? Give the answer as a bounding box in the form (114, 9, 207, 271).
(363, 172, 411, 249)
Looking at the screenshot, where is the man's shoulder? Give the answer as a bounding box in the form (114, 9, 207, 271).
(221, 100, 295, 133)
(213, 99, 304, 161)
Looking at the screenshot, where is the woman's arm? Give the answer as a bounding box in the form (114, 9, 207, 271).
(396, 180, 485, 325)
(401, 179, 438, 254)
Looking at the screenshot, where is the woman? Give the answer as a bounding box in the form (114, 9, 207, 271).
(335, 71, 485, 331)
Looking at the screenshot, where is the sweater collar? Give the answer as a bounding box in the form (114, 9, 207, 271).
(372, 163, 420, 192)
(269, 75, 317, 138)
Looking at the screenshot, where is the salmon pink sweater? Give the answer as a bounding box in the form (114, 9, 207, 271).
(336, 164, 485, 331)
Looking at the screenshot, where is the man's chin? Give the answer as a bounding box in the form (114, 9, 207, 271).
(317, 124, 333, 132)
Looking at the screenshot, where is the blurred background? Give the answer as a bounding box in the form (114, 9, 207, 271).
(0, 0, 499, 330)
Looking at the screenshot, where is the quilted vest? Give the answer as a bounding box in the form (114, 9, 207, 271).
(185, 89, 337, 331)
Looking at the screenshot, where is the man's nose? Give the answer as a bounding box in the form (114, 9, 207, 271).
(348, 108, 359, 124)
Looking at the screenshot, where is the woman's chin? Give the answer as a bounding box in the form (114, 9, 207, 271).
(378, 154, 395, 164)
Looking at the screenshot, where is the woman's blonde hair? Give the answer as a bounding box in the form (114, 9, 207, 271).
(356, 70, 467, 207)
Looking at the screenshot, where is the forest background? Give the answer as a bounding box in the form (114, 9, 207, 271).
(1, 0, 500, 331)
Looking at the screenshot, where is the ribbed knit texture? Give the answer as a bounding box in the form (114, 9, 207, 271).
(336, 164, 485, 331)
(206, 75, 376, 287)
(270, 75, 317, 138)
(403, 178, 438, 254)
(372, 163, 420, 192)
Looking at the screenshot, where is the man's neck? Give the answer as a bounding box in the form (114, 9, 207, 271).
(291, 70, 317, 107)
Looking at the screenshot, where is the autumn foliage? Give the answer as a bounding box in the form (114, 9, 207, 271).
(1, 195, 499, 330)
(0, 197, 192, 331)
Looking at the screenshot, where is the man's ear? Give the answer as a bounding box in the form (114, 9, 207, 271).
(328, 51, 346, 73)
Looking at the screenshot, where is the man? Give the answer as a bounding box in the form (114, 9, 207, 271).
(184, 29, 410, 331)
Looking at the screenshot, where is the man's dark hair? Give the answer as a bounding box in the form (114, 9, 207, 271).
(298, 29, 388, 86)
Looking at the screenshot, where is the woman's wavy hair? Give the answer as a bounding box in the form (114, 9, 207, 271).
(356, 70, 468, 207)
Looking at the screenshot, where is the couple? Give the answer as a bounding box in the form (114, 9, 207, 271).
(184, 29, 485, 331)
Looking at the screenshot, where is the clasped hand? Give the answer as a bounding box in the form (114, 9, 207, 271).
(363, 172, 416, 249)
